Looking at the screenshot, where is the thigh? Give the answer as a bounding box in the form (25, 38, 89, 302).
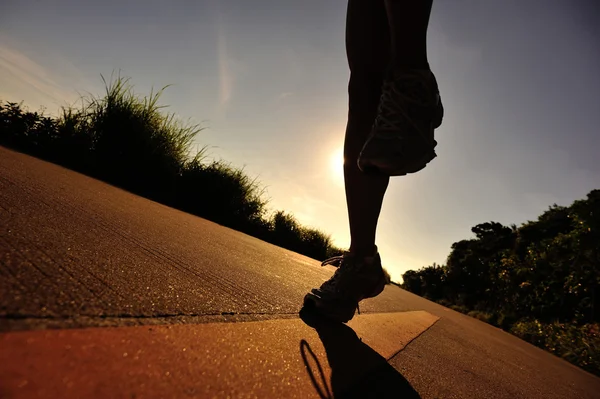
(345, 0, 390, 120)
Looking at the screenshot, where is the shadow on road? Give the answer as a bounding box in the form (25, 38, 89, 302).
(299, 307, 421, 399)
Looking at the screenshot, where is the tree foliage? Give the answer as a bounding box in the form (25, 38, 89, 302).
(402, 190, 600, 374)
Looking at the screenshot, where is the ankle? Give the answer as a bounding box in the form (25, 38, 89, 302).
(348, 245, 378, 259)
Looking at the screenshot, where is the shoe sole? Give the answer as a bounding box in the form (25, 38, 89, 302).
(359, 148, 436, 177)
(358, 117, 439, 177)
(302, 277, 387, 323)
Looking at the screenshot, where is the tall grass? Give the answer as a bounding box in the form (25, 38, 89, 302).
(63, 75, 203, 200)
(0, 74, 344, 262)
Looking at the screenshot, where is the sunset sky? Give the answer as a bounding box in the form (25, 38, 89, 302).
(2, 0, 599, 282)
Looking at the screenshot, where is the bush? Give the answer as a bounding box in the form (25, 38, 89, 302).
(450, 304, 469, 314)
(400, 191, 600, 376)
(68, 75, 202, 200)
(0, 74, 344, 264)
(267, 211, 342, 260)
(468, 310, 493, 324)
(511, 320, 600, 376)
(176, 157, 268, 230)
(0, 101, 59, 157)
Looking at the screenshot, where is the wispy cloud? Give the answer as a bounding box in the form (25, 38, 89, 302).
(278, 92, 294, 100)
(0, 38, 81, 109)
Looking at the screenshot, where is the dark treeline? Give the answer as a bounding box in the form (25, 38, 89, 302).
(402, 190, 600, 375)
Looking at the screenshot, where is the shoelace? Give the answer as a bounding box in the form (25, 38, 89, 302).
(318, 254, 351, 293)
(375, 70, 436, 136)
(320, 255, 345, 268)
(319, 253, 362, 315)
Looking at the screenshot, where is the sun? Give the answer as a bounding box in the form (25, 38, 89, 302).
(329, 147, 344, 186)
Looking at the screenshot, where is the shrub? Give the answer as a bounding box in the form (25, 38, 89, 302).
(511, 320, 600, 376)
(468, 310, 493, 324)
(176, 157, 268, 230)
(0, 74, 344, 264)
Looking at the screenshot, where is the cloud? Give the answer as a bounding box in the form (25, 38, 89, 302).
(0, 40, 79, 108)
(278, 92, 294, 100)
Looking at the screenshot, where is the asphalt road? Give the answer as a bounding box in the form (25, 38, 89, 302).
(1, 146, 599, 398)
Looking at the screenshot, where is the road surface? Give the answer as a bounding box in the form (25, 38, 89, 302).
(0, 146, 598, 398)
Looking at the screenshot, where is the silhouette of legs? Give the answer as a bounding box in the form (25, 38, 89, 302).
(344, 0, 390, 258)
(345, 0, 435, 257)
(385, 0, 433, 69)
(303, 1, 442, 322)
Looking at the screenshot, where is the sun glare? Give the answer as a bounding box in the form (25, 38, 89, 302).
(330, 147, 344, 186)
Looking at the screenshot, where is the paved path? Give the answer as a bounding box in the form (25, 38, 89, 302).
(1, 146, 598, 398)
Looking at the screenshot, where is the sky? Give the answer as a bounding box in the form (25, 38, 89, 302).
(1, 0, 599, 282)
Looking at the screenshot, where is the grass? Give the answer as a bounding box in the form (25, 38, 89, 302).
(0, 74, 343, 262)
